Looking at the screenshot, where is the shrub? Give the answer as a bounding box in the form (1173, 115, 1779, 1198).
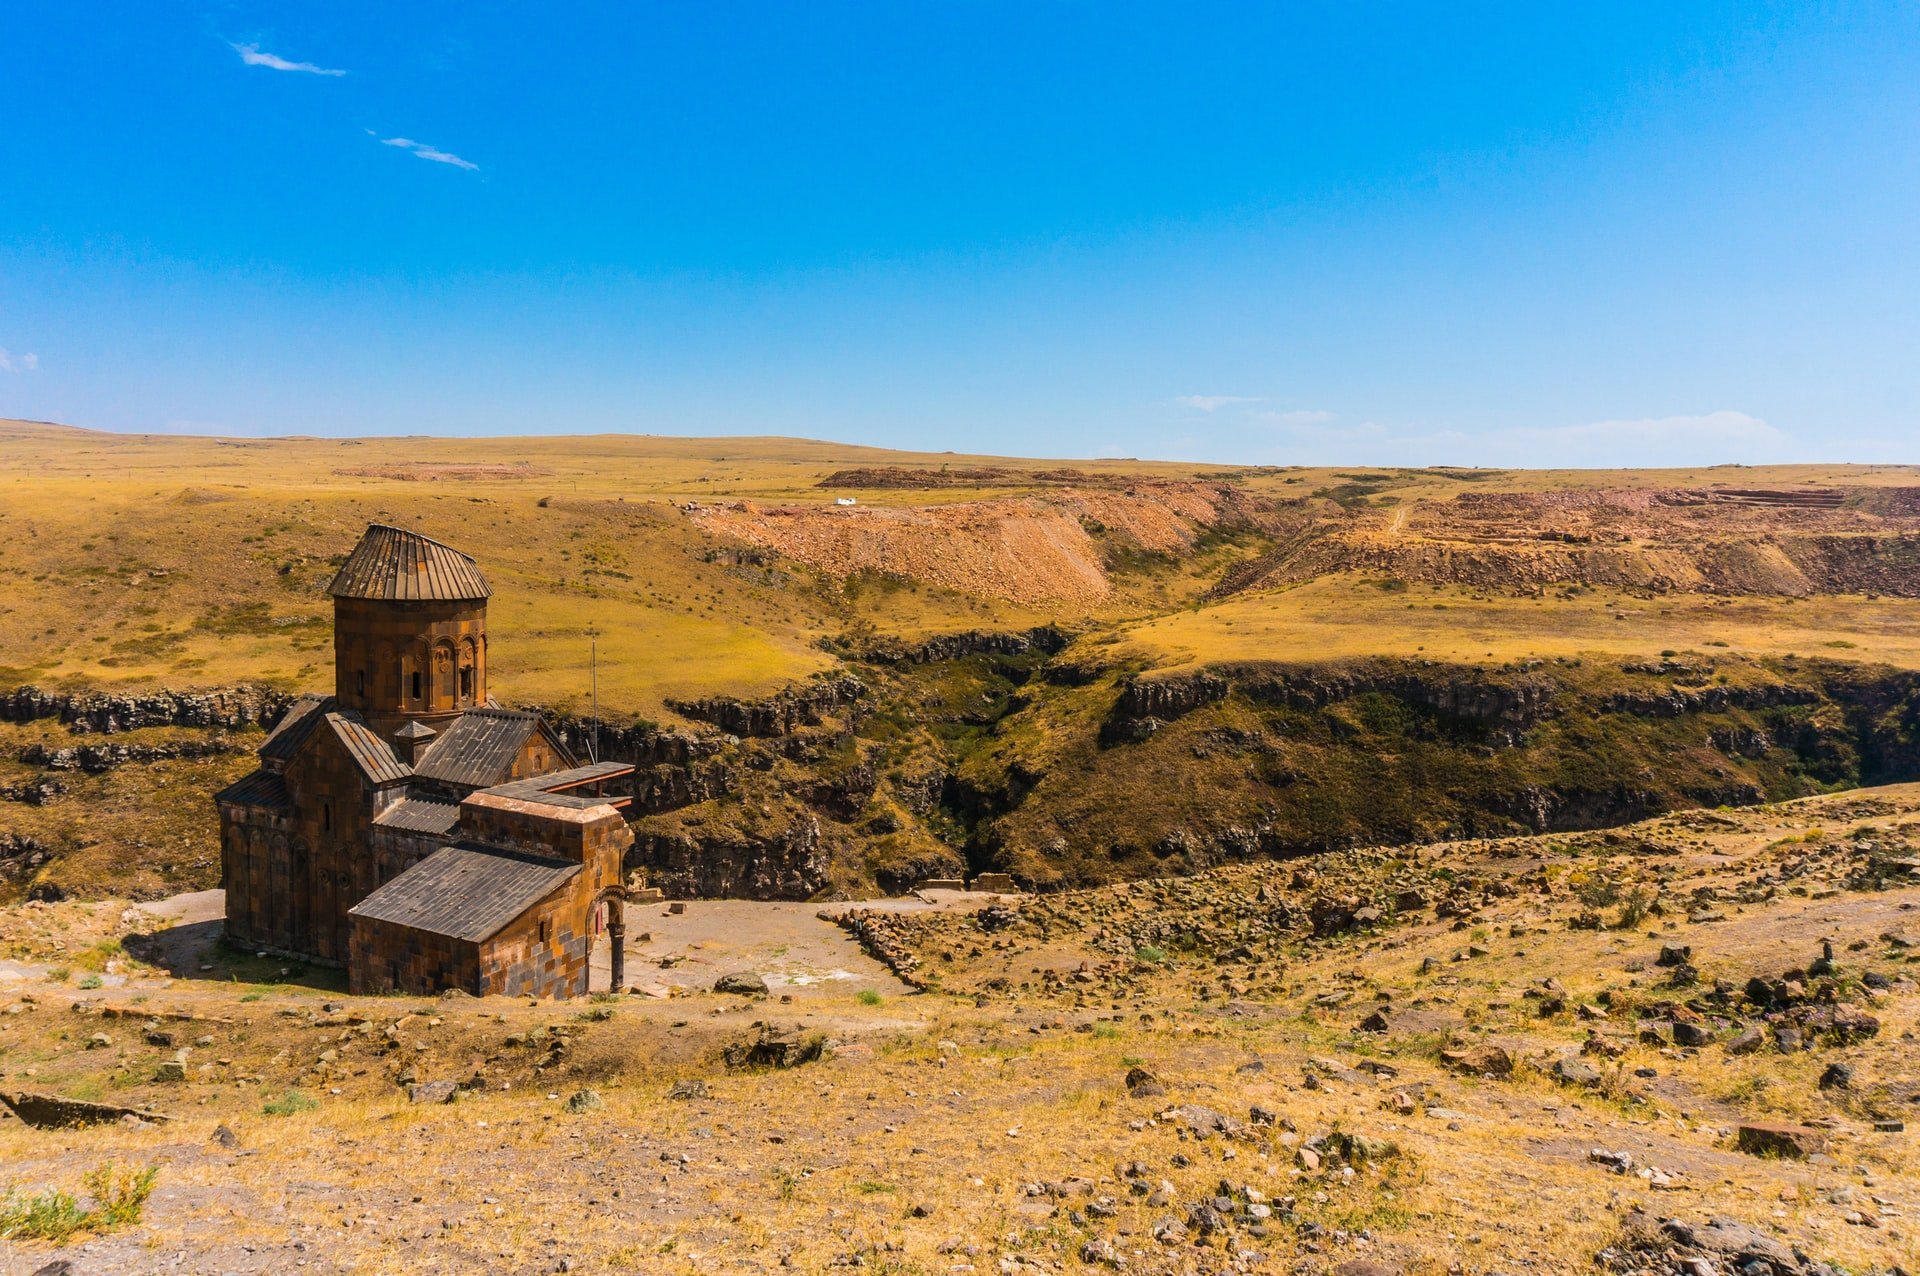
(856, 989, 883, 1006)
(0, 1164, 158, 1242)
(262, 1090, 317, 1117)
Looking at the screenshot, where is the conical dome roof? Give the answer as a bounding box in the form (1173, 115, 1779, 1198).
(326, 525, 491, 602)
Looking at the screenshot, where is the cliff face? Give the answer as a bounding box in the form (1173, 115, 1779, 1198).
(970, 653, 1920, 890)
(7, 643, 1919, 905)
(0, 685, 292, 733)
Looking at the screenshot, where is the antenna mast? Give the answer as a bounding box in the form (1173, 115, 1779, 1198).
(588, 627, 600, 764)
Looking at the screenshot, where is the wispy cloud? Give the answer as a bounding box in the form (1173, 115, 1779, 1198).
(230, 42, 346, 76)
(1252, 408, 1336, 427)
(1306, 410, 1796, 469)
(378, 136, 479, 171)
(0, 348, 38, 373)
(1175, 394, 1263, 412)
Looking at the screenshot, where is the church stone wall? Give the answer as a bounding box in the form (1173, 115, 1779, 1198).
(331, 595, 487, 730)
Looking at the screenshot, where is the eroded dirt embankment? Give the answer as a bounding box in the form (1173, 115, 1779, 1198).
(684, 481, 1277, 606)
(1220, 486, 1920, 599)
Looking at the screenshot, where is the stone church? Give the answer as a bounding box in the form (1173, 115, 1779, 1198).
(215, 524, 634, 997)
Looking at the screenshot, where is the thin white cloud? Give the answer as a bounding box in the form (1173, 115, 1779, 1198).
(1450, 411, 1791, 468)
(230, 42, 346, 76)
(1173, 409, 1795, 468)
(0, 348, 38, 373)
(379, 136, 479, 171)
(1175, 394, 1261, 412)
(1252, 408, 1336, 427)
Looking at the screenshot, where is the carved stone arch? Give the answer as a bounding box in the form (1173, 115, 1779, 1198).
(457, 635, 478, 706)
(588, 885, 630, 994)
(430, 638, 456, 710)
(401, 647, 424, 710)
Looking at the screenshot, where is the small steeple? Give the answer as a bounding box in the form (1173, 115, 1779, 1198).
(393, 719, 438, 767)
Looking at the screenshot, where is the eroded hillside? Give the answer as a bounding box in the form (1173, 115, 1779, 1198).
(3, 420, 1920, 905)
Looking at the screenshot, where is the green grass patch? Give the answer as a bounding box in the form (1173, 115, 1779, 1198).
(262, 1090, 318, 1117)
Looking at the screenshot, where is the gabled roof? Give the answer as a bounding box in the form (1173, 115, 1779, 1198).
(348, 842, 580, 942)
(326, 714, 413, 786)
(259, 695, 334, 766)
(326, 524, 491, 602)
(412, 708, 570, 789)
(482, 761, 635, 810)
(214, 769, 290, 810)
(372, 795, 462, 835)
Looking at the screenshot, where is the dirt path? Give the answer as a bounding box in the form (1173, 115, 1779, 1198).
(594, 899, 917, 997)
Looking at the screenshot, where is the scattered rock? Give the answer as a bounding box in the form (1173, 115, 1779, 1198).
(722, 1025, 824, 1070)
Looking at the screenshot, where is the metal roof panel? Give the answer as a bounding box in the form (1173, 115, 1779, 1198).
(348, 842, 579, 942)
(326, 524, 491, 602)
(214, 769, 291, 810)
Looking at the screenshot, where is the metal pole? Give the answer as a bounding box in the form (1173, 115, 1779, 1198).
(590, 632, 599, 764)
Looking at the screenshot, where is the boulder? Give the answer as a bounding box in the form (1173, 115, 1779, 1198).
(1551, 1058, 1603, 1088)
(1441, 1044, 1512, 1077)
(1735, 1122, 1828, 1159)
(408, 1080, 459, 1105)
(713, 971, 770, 996)
(0, 1091, 170, 1128)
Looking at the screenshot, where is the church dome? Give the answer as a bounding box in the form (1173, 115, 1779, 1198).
(327, 525, 491, 602)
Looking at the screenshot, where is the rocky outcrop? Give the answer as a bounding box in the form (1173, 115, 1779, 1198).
(1600, 1208, 1844, 1276)
(1231, 662, 1558, 730)
(1116, 671, 1231, 722)
(859, 626, 1070, 666)
(1108, 660, 1558, 745)
(667, 675, 866, 738)
(0, 1091, 171, 1128)
(630, 812, 828, 899)
(0, 832, 53, 880)
(1599, 681, 1819, 717)
(0, 684, 292, 733)
(20, 737, 245, 773)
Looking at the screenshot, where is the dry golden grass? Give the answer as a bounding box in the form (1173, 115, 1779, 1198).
(6, 420, 1919, 717)
(1116, 576, 1920, 671)
(3, 784, 1917, 1273)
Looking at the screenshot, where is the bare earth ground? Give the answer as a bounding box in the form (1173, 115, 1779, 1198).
(4, 788, 1918, 1275)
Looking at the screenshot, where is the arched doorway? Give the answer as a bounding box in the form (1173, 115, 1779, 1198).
(587, 887, 628, 993)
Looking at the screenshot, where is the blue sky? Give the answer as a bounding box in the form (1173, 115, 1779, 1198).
(2, 3, 1916, 466)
